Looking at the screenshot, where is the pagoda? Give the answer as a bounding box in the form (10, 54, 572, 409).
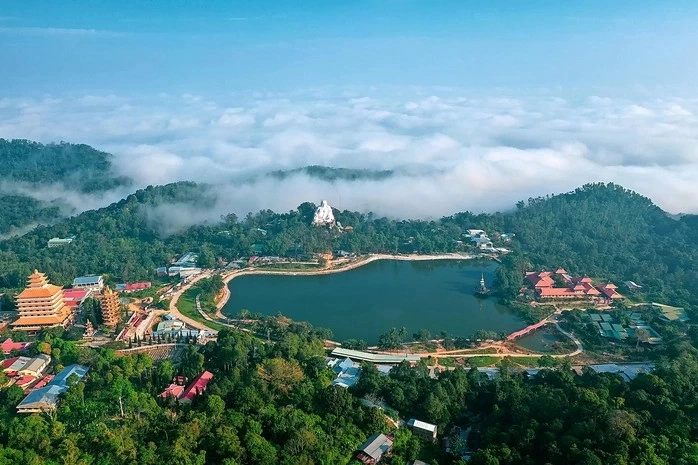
(11, 270, 72, 332)
(100, 286, 121, 327)
(475, 274, 490, 297)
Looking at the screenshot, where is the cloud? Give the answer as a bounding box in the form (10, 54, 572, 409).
(1, 89, 698, 232)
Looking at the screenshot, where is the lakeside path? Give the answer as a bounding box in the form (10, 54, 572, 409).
(168, 271, 219, 334)
(214, 252, 476, 319)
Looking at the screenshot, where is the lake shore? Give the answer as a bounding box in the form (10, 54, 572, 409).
(215, 252, 477, 319)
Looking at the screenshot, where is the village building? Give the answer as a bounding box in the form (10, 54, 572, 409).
(16, 365, 88, 413)
(72, 275, 104, 292)
(525, 269, 622, 301)
(330, 357, 361, 388)
(356, 433, 393, 464)
(62, 289, 91, 311)
(161, 371, 214, 403)
(407, 418, 438, 441)
(1, 338, 31, 354)
(11, 270, 72, 332)
(17, 354, 51, 377)
(115, 282, 152, 293)
(100, 286, 122, 327)
(47, 236, 74, 248)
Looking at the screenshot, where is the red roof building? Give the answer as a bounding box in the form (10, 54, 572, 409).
(125, 282, 151, 292)
(1, 338, 32, 354)
(180, 371, 214, 404)
(597, 283, 624, 300)
(160, 383, 186, 400)
(62, 289, 90, 310)
(15, 375, 36, 389)
(527, 270, 613, 300)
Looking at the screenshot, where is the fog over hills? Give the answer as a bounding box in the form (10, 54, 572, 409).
(1, 90, 698, 231)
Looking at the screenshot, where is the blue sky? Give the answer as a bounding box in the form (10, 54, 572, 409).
(2, 1, 698, 218)
(2, 1, 698, 96)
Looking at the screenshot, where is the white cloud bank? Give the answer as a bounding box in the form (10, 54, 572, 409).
(1, 89, 697, 223)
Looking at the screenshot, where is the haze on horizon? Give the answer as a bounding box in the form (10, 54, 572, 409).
(2, 0, 698, 220)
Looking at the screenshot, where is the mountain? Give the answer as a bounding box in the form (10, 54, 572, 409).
(268, 165, 394, 182)
(0, 139, 133, 235)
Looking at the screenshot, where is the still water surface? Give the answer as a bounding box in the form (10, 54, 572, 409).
(223, 260, 527, 343)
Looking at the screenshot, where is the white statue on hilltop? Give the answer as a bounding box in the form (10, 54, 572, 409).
(312, 200, 335, 227)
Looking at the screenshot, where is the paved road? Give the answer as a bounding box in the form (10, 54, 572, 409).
(168, 272, 219, 333)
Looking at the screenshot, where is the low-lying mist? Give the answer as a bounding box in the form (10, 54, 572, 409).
(2, 89, 698, 234)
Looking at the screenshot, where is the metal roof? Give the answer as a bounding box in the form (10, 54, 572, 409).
(331, 347, 421, 364)
(72, 276, 102, 285)
(407, 418, 437, 432)
(51, 364, 89, 386)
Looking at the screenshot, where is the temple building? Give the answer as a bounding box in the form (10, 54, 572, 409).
(100, 286, 122, 327)
(12, 270, 72, 332)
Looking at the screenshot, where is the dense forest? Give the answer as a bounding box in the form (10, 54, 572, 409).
(0, 139, 132, 235)
(3, 326, 698, 464)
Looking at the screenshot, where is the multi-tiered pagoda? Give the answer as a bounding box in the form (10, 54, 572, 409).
(99, 286, 121, 327)
(12, 270, 72, 332)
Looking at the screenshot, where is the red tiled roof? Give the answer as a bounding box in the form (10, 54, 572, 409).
(1, 357, 20, 369)
(125, 282, 151, 291)
(555, 268, 568, 274)
(1, 338, 31, 353)
(16, 375, 36, 387)
(160, 383, 185, 399)
(180, 371, 214, 402)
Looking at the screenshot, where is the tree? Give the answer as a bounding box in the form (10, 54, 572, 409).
(413, 329, 432, 343)
(378, 327, 408, 350)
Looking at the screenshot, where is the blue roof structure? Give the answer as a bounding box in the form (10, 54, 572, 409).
(51, 364, 89, 386)
(17, 364, 89, 412)
(334, 357, 355, 374)
(73, 276, 102, 285)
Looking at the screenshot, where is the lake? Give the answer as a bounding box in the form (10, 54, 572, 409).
(222, 259, 527, 343)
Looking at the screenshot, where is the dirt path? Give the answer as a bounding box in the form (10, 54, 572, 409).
(168, 272, 219, 333)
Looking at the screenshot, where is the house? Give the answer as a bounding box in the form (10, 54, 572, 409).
(156, 267, 169, 277)
(17, 354, 51, 377)
(326, 357, 368, 388)
(160, 383, 186, 400)
(47, 237, 74, 248)
(174, 252, 198, 268)
(72, 275, 104, 292)
(470, 236, 493, 249)
(179, 268, 202, 278)
(179, 371, 214, 403)
(597, 283, 624, 300)
(3, 356, 31, 375)
(116, 282, 152, 293)
(16, 364, 88, 413)
(465, 229, 486, 237)
(1, 338, 31, 354)
(356, 433, 393, 464)
(407, 418, 438, 441)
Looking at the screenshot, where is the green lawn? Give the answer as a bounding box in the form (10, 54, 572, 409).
(176, 292, 226, 331)
(467, 356, 500, 367)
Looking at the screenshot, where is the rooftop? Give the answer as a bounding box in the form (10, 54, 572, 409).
(331, 347, 421, 364)
(407, 418, 437, 432)
(72, 276, 103, 286)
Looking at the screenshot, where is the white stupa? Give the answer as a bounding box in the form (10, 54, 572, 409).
(312, 200, 336, 227)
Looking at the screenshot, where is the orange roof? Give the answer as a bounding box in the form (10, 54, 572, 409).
(17, 285, 64, 299)
(534, 277, 555, 288)
(11, 312, 70, 327)
(580, 276, 593, 283)
(555, 268, 567, 274)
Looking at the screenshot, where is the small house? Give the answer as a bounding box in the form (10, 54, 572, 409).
(356, 433, 393, 464)
(72, 275, 104, 292)
(407, 418, 438, 441)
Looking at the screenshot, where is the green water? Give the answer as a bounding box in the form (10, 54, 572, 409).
(223, 260, 527, 344)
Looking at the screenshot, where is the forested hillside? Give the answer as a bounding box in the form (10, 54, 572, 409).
(0, 139, 132, 235)
(3, 328, 698, 464)
(495, 184, 698, 308)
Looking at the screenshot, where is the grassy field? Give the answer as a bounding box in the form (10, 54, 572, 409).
(467, 356, 501, 367)
(177, 291, 226, 331)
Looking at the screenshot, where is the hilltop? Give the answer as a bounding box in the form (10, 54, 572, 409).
(0, 139, 133, 235)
